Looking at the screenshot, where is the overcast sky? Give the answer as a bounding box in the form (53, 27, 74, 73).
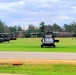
(0, 0, 76, 28)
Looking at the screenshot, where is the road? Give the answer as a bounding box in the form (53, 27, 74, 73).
(0, 52, 76, 59)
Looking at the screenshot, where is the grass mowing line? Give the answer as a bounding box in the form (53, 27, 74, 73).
(0, 38, 76, 52)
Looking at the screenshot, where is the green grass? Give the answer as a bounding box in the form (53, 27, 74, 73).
(0, 38, 76, 52)
(0, 64, 76, 75)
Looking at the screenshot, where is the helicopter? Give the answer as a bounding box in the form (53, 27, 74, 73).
(41, 32, 59, 48)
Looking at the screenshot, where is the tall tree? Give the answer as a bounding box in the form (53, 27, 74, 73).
(4, 25, 10, 33)
(0, 20, 4, 33)
(17, 25, 22, 31)
(9, 26, 17, 34)
(53, 23, 61, 32)
(45, 25, 53, 32)
(25, 24, 38, 37)
(64, 21, 76, 32)
(27, 24, 37, 33)
(39, 22, 46, 33)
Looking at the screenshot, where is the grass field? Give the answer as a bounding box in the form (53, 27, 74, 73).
(0, 64, 76, 75)
(0, 38, 76, 52)
(0, 59, 76, 75)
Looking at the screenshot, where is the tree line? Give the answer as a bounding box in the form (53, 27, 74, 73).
(0, 20, 76, 37)
(0, 20, 22, 37)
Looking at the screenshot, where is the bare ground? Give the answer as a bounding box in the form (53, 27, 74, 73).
(0, 58, 76, 65)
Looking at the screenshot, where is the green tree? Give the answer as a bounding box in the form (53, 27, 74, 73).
(64, 21, 76, 32)
(9, 26, 16, 33)
(45, 25, 53, 32)
(17, 25, 22, 31)
(53, 23, 61, 32)
(39, 22, 46, 33)
(4, 25, 10, 33)
(25, 24, 39, 37)
(0, 20, 4, 33)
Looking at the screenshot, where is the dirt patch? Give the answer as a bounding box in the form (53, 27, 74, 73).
(0, 59, 76, 65)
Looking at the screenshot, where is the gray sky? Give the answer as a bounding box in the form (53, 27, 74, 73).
(0, 0, 76, 29)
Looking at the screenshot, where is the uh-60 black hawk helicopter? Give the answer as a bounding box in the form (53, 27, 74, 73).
(41, 32, 59, 48)
(0, 33, 17, 43)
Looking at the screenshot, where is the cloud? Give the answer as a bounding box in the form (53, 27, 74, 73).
(0, 0, 76, 27)
(72, 6, 76, 10)
(0, 0, 26, 19)
(0, 1, 25, 11)
(23, 0, 61, 3)
(37, 4, 52, 8)
(55, 16, 70, 21)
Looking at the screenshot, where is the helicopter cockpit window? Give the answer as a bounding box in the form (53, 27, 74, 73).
(43, 38, 54, 43)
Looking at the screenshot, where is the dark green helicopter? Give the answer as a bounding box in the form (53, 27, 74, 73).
(41, 32, 59, 48)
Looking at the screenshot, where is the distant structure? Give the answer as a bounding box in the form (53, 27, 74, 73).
(53, 32, 73, 37)
(17, 31, 25, 38)
(30, 33, 38, 38)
